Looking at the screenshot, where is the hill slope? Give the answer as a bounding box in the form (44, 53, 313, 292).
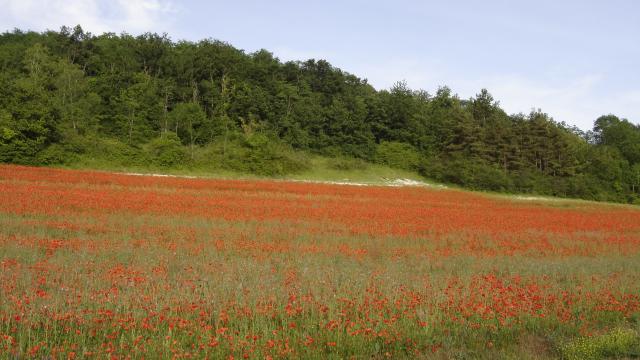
(0, 26, 639, 203)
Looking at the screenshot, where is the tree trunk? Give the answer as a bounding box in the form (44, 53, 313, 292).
(163, 89, 169, 135)
(129, 109, 135, 144)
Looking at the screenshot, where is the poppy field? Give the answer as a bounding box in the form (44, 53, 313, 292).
(1, 165, 640, 359)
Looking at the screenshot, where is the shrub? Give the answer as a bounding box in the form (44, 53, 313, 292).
(433, 157, 513, 192)
(202, 135, 310, 176)
(36, 144, 73, 165)
(374, 141, 421, 171)
(146, 133, 187, 167)
(240, 143, 309, 176)
(77, 137, 148, 167)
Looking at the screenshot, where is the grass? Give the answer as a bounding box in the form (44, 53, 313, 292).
(65, 152, 428, 185)
(287, 155, 427, 184)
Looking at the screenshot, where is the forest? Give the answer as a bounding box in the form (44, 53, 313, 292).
(1, 26, 639, 204)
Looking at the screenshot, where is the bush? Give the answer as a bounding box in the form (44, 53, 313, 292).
(471, 163, 513, 192)
(77, 137, 148, 167)
(243, 132, 270, 149)
(432, 157, 513, 192)
(146, 133, 187, 167)
(197, 135, 310, 176)
(512, 169, 550, 195)
(239, 143, 309, 176)
(374, 141, 421, 171)
(36, 144, 73, 165)
(0, 109, 52, 165)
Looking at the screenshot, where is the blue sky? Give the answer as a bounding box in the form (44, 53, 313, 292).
(1, 0, 639, 130)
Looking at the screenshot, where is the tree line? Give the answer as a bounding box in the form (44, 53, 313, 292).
(1, 26, 639, 203)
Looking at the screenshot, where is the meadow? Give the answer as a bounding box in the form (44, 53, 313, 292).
(1, 165, 640, 359)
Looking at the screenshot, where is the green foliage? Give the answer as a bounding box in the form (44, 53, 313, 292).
(0, 109, 53, 165)
(192, 136, 310, 177)
(428, 156, 514, 192)
(594, 115, 640, 165)
(232, 139, 310, 176)
(560, 328, 639, 360)
(146, 133, 187, 167)
(168, 102, 208, 146)
(76, 137, 148, 167)
(36, 144, 73, 165)
(243, 132, 270, 149)
(374, 141, 421, 171)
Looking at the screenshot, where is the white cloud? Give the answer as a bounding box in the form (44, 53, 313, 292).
(0, 0, 177, 35)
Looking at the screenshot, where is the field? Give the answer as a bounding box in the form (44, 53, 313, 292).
(1, 165, 640, 359)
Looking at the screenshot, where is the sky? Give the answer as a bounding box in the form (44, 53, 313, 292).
(1, 0, 639, 130)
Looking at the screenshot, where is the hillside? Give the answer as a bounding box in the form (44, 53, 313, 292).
(1, 26, 639, 203)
